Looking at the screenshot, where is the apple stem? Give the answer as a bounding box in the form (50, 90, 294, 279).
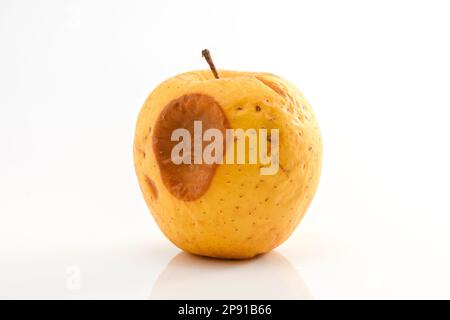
(201, 49, 219, 79)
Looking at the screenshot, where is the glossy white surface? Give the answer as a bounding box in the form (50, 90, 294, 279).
(1, 0, 450, 299)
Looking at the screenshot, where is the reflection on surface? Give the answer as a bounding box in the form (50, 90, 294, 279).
(150, 251, 312, 299)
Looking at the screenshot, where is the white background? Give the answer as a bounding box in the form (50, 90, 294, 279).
(1, 0, 450, 299)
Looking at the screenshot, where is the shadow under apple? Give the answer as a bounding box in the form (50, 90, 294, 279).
(150, 251, 312, 300)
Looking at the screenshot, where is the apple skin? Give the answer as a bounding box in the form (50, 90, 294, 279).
(134, 70, 322, 259)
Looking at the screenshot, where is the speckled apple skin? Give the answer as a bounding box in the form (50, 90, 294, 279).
(134, 70, 322, 259)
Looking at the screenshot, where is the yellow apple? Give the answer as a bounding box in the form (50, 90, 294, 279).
(134, 52, 322, 259)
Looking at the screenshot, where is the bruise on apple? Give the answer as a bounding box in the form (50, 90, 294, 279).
(152, 94, 229, 201)
(255, 75, 288, 99)
(144, 175, 158, 200)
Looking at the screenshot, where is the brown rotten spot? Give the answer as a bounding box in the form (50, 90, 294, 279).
(152, 93, 230, 201)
